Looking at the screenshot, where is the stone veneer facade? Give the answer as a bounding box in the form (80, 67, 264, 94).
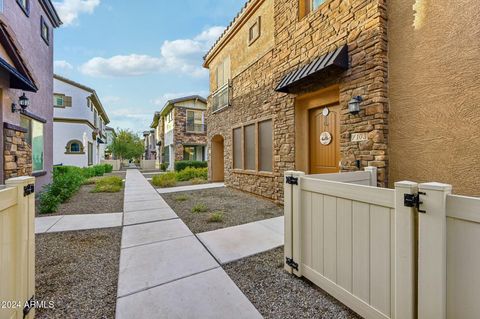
(205, 0, 388, 203)
(3, 124, 32, 179)
(173, 107, 208, 161)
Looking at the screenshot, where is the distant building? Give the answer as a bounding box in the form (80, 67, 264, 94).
(150, 96, 207, 171)
(143, 130, 156, 160)
(53, 75, 110, 167)
(0, 0, 61, 187)
(105, 126, 116, 159)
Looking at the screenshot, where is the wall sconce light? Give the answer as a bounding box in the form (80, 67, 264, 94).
(348, 96, 362, 115)
(11, 93, 30, 113)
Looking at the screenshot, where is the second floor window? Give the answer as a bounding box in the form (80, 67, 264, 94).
(299, 0, 325, 18)
(248, 16, 261, 45)
(54, 94, 72, 107)
(186, 110, 205, 133)
(41, 17, 49, 45)
(215, 56, 230, 91)
(94, 110, 98, 127)
(17, 0, 29, 15)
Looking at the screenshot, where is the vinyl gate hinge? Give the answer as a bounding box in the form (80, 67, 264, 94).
(404, 192, 426, 213)
(286, 176, 298, 185)
(23, 184, 34, 197)
(285, 257, 299, 271)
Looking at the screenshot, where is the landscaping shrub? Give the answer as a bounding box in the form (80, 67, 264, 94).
(160, 162, 169, 172)
(190, 177, 207, 185)
(176, 167, 208, 182)
(152, 172, 177, 188)
(49, 169, 85, 202)
(103, 164, 113, 173)
(92, 176, 123, 193)
(208, 212, 224, 223)
(191, 203, 208, 213)
(174, 194, 189, 201)
(174, 160, 207, 172)
(38, 185, 60, 214)
(93, 164, 106, 176)
(81, 166, 96, 178)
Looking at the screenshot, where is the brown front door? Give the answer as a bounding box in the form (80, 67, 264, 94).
(309, 105, 341, 174)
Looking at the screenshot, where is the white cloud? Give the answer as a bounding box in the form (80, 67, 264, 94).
(80, 55, 163, 77)
(53, 0, 101, 26)
(54, 60, 74, 71)
(102, 96, 121, 104)
(79, 26, 225, 78)
(152, 90, 209, 108)
(108, 108, 153, 133)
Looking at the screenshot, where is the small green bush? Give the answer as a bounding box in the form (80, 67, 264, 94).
(208, 212, 224, 223)
(93, 164, 106, 176)
(83, 177, 101, 185)
(190, 177, 207, 185)
(176, 167, 208, 182)
(81, 167, 96, 178)
(160, 162, 169, 172)
(174, 194, 189, 201)
(38, 185, 60, 214)
(191, 203, 208, 213)
(152, 172, 177, 188)
(174, 160, 207, 172)
(103, 164, 113, 173)
(92, 176, 123, 193)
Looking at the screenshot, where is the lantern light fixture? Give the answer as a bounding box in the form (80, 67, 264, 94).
(348, 96, 362, 115)
(12, 93, 30, 113)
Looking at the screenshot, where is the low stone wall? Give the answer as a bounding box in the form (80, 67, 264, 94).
(140, 160, 156, 170)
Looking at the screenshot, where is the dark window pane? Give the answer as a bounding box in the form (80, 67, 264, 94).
(233, 128, 242, 169)
(244, 124, 255, 170)
(259, 120, 273, 172)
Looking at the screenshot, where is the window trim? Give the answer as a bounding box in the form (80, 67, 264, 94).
(54, 93, 65, 108)
(232, 117, 274, 175)
(186, 109, 205, 133)
(65, 140, 85, 155)
(16, 0, 30, 16)
(20, 115, 44, 173)
(40, 16, 50, 45)
(248, 16, 261, 46)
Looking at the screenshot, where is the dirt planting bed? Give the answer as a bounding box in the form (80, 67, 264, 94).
(161, 187, 283, 233)
(224, 247, 361, 319)
(35, 227, 122, 319)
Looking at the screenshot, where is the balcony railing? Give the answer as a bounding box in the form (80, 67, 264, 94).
(186, 123, 207, 133)
(212, 82, 231, 113)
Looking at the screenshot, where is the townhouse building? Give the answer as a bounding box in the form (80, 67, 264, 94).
(204, 0, 480, 202)
(150, 96, 208, 171)
(0, 0, 61, 187)
(143, 129, 157, 160)
(53, 75, 110, 167)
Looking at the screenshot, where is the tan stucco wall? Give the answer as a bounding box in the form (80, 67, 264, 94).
(208, 0, 275, 91)
(388, 0, 480, 196)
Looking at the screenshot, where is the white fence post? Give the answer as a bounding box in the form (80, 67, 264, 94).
(417, 182, 452, 319)
(364, 166, 377, 187)
(284, 171, 304, 276)
(394, 181, 418, 319)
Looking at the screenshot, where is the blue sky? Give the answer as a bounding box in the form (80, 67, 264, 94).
(52, 0, 245, 134)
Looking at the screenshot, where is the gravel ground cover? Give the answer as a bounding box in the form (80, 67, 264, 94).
(224, 247, 362, 319)
(36, 184, 124, 217)
(35, 228, 122, 319)
(161, 187, 283, 233)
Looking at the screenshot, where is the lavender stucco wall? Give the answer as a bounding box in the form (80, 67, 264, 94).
(1, 1, 56, 188)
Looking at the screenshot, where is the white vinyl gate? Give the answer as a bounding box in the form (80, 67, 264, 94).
(284, 168, 480, 319)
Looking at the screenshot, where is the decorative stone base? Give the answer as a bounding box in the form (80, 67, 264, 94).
(3, 123, 32, 180)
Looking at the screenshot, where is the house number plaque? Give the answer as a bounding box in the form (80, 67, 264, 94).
(320, 132, 332, 145)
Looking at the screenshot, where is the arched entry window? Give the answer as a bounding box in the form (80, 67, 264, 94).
(65, 140, 85, 154)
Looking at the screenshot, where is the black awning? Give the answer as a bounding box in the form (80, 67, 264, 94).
(275, 45, 348, 94)
(0, 56, 38, 92)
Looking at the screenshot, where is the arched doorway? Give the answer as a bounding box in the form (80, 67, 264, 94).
(211, 135, 224, 182)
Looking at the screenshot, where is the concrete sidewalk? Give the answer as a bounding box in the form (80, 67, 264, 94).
(35, 213, 122, 234)
(156, 182, 225, 194)
(116, 170, 261, 319)
(197, 216, 284, 264)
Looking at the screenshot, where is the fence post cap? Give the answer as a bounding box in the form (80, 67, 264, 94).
(395, 181, 418, 189)
(418, 182, 452, 192)
(5, 176, 35, 185)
